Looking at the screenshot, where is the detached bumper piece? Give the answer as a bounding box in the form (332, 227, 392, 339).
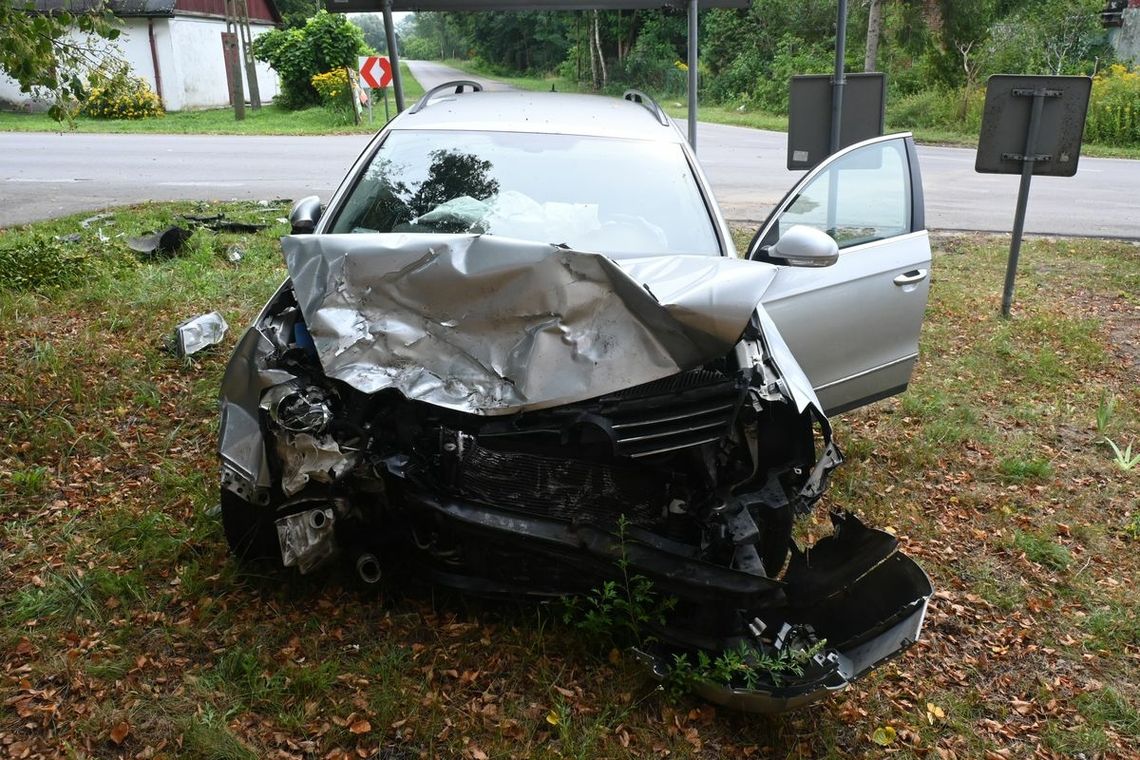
(656, 513, 932, 713)
(415, 493, 930, 712)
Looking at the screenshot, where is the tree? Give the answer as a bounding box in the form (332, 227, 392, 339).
(865, 0, 883, 71)
(0, 0, 121, 121)
(351, 13, 388, 54)
(274, 0, 322, 29)
(252, 10, 367, 109)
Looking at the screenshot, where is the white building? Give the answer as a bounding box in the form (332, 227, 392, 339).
(0, 0, 282, 112)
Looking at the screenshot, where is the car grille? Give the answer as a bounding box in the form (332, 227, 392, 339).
(602, 369, 743, 458)
(454, 438, 666, 525)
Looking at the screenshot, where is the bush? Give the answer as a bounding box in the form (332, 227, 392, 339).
(0, 235, 97, 292)
(252, 11, 367, 110)
(886, 86, 984, 134)
(1085, 64, 1140, 147)
(310, 68, 356, 123)
(81, 66, 163, 120)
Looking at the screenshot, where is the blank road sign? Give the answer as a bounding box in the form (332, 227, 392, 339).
(787, 73, 886, 170)
(976, 75, 1091, 177)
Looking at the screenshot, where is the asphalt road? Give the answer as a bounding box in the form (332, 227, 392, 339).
(1, 59, 1137, 237)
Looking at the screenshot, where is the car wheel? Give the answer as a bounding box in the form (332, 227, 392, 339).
(220, 489, 281, 564)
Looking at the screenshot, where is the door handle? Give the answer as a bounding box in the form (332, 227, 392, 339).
(893, 269, 928, 286)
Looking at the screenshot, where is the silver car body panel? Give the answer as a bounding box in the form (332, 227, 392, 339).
(282, 232, 785, 415)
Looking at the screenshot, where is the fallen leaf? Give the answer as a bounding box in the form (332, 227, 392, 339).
(348, 719, 371, 734)
(545, 710, 561, 726)
(871, 726, 897, 746)
(109, 721, 130, 745)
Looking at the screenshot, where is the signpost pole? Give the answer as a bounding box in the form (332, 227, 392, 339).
(1001, 88, 1048, 318)
(384, 86, 390, 121)
(382, 0, 405, 112)
(829, 0, 847, 154)
(687, 0, 698, 152)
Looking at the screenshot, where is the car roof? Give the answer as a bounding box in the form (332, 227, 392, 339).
(388, 90, 687, 143)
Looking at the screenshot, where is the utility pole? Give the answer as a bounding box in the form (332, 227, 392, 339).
(237, 0, 261, 109)
(223, 0, 245, 120)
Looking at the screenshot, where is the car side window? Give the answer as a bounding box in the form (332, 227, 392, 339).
(772, 140, 912, 250)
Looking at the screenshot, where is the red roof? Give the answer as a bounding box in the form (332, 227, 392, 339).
(174, 0, 281, 23)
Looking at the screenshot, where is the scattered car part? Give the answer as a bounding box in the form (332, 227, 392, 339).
(169, 311, 228, 357)
(128, 225, 192, 257)
(182, 213, 267, 233)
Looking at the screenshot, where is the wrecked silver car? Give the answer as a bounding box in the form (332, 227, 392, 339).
(218, 84, 934, 711)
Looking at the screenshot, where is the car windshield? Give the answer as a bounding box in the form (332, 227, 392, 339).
(328, 129, 721, 256)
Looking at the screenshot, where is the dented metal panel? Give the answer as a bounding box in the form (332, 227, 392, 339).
(282, 233, 780, 415)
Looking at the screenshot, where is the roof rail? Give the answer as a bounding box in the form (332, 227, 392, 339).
(623, 89, 669, 127)
(409, 80, 485, 114)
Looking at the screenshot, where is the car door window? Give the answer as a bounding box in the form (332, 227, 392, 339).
(768, 139, 912, 250)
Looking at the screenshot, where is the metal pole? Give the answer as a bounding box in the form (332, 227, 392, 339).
(687, 0, 698, 151)
(1001, 88, 1047, 318)
(829, 0, 848, 153)
(383, 0, 405, 112)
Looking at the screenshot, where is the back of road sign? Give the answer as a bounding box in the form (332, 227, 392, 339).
(787, 73, 886, 170)
(975, 75, 1091, 177)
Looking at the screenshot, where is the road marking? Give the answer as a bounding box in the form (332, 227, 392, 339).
(157, 181, 246, 187)
(5, 177, 85, 183)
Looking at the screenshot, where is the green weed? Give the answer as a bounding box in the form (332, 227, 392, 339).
(1012, 530, 1071, 572)
(1105, 438, 1140, 470)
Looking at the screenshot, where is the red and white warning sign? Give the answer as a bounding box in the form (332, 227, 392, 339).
(358, 55, 392, 90)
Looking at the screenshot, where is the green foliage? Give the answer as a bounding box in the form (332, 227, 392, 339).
(1096, 391, 1117, 435)
(252, 11, 366, 110)
(351, 13, 388, 54)
(310, 67, 355, 124)
(887, 86, 985, 133)
(0, 1, 122, 121)
(81, 64, 163, 120)
(1105, 438, 1140, 471)
(561, 515, 674, 647)
(1086, 65, 1140, 147)
(0, 234, 97, 292)
(667, 639, 828, 695)
(1013, 530, 1072, 572)
(273, 0, 321, 29)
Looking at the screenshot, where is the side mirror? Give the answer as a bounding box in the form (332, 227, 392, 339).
(771, 225, 839, 267)
(289, 195, 323, 235)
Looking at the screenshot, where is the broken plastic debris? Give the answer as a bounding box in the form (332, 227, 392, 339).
(169, 312, 229, 357)
(128, 226, 192, 257)
(225, 244, 244, 263)
(181, 213, 267, 233)
(80, 212, 112, 229)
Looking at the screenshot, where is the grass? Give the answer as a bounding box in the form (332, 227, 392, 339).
(440, 58, 1140, 158)
(0, 62, 425, 135)
(1, 209, 1138, 757)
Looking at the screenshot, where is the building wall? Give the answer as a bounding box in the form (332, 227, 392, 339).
(0, 15, 279, 112)
(1110, 7, 1140, 66)
(162, 16, 279, 110)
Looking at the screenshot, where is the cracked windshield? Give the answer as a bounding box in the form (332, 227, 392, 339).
(330, 130, 720, 256)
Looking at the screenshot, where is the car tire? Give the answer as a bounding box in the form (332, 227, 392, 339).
(220, 490, 281, 564)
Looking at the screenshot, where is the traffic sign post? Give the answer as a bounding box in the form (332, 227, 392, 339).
(359, 55, 394, 125)
(975, 75, 1091, 317)
(359, 55, 393, 90)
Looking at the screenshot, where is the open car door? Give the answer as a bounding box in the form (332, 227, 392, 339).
(749, 134, 931, 415)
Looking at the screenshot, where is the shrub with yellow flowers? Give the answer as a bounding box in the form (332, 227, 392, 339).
(82, 66, 164, 120)
(1086, 64, 1140, 147)
(310, 68, 356, 123)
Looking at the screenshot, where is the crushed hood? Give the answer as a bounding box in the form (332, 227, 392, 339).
(283, 233, 778, 415)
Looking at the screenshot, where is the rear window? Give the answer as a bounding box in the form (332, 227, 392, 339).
(328, 129, 720, 257)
